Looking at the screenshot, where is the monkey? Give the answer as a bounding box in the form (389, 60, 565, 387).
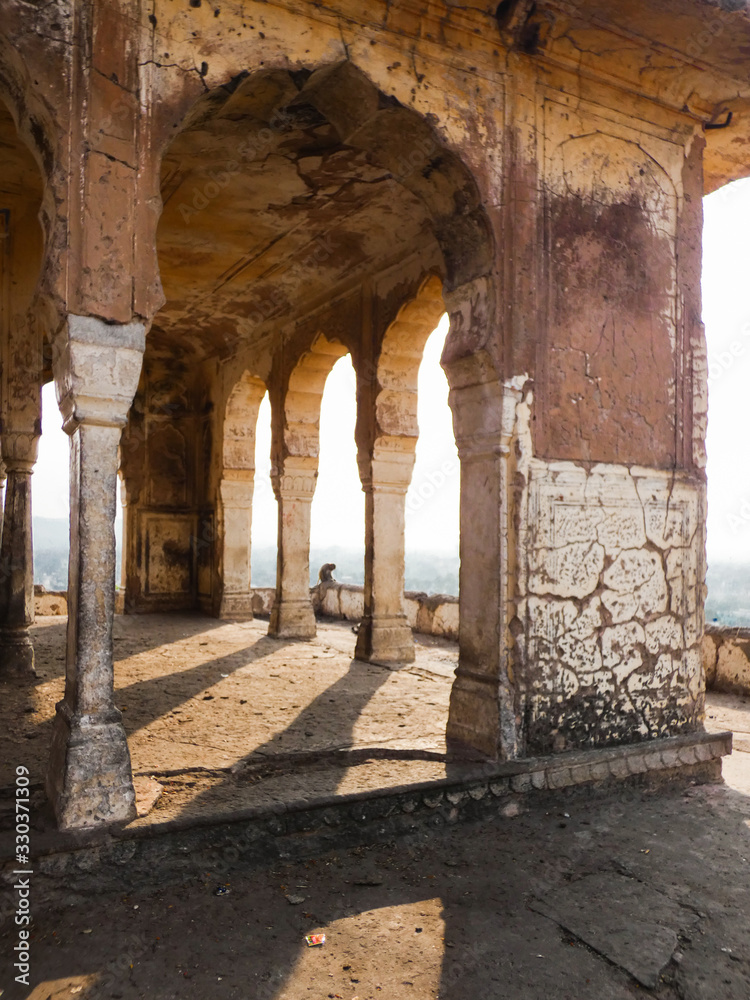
(318, 562, 336, 583)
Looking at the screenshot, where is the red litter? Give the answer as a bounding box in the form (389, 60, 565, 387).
(305, 933, 326, 947)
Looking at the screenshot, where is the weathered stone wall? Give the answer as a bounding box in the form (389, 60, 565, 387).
(247, 584, 459, 642)
(702, 626, 750, 694)
(33, 588, 67, 617)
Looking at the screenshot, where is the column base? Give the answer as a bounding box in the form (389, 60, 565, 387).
(447, 669, 503, 759)
(268, 598, 316, 639)
(0, 628, 35, 676)
(217, 593, 255, 621)
(355, 615, 415, 667)
(46, 700, 137, 830)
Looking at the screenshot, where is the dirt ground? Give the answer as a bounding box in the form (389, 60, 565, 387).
(0, 616, 459, 826)
(2, 615, 750, 999)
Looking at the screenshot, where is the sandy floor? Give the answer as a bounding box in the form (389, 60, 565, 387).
(2, 613, 748, 828)
(4, 616, 750, 999)
(1, 615, 461, 824)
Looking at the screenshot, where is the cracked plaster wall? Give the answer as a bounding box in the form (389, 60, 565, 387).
(511, 390, 705, 754)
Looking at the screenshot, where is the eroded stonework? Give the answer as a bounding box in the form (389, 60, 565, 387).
(516, 448, 704, 752)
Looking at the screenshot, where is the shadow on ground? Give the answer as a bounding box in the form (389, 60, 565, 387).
(4, 777, 750, 1000)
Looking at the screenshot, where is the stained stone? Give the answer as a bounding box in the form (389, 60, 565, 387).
(531, 872, 700, 989)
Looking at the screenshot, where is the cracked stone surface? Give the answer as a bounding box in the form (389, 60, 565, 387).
(516, 455, 704, 753)
(530, 871, 701, 988)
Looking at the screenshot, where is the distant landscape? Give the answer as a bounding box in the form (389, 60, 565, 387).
(33, 518, 122, 593)
(705, 562, 750, 626)
(38, 518, 749, 622)
(251, 545, 460, 595)
(32, 519, 460, 597)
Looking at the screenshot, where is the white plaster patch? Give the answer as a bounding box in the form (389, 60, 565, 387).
(595, 508, 647, 554)
(682, 649, 703, 701)
(602, 621, 645, 678)
(602, 549, 669, 620)
(528, 542, 605, 598)
(515, 428, 701, 746)
(644, 615, 683, 655)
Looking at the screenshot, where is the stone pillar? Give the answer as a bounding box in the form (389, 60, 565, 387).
(445, 365, 521, 760)
(0, 432, 39, 675)
(46, 316, 145, 830)
(268, 463, 317, 639)
(218, 476, 255, 619)
(0, 458, 6, 543)
(355, 447, 415, 666)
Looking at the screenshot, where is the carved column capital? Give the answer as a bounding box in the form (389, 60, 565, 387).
(0, 431, 39, 472)
(53, 316, 146, 433)
(452, 376, 529, 463)
(361, 442, 415, 494)
(272, 471, 318, 502)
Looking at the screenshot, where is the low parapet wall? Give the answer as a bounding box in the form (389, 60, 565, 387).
(315, 583, 459, 641)
(250, 583, 458, 641)
(36, 583, 459, 642)
(33, 587, 68, 616)
(702, 625, 750, 694)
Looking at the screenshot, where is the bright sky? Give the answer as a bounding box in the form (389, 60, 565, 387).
(33, 187, 747, 569)
(703, 177, 750, 562)
(33, 315, 460, 555)
(250, 313, 459, 556)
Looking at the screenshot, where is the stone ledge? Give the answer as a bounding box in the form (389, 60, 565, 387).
(1, 730, 730, 892)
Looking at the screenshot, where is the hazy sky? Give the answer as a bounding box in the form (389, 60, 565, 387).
(32, 184, 747, 567)
(702, 177, 750, 562)
(32, 315, 460, 556)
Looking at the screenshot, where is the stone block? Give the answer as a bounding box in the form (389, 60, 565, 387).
(511, 772, 533, 793)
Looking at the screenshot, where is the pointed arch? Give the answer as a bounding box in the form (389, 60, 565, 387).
(268, 333, 349, 639)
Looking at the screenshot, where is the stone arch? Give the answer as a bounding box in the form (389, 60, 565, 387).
(0, 32, 56, 181)
(278, 334, 351, 478)
(155, 60, 496, 307)
(216, 371, 267, 619)
(0, 58, 52, 676)
(153, 57, 506, 755)
(268, 333, 350, 639)
(372, 274, 446, 451)
(223, 371, 267, 474)
(0, 31, 61, 324)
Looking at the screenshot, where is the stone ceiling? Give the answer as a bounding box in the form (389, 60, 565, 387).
(155, 71, 438, 365)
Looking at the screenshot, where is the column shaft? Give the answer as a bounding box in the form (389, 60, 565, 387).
(355, 482, 414, 665)
(268, 475, 316, 639)
(218, 477, 254, 620)
(445, 375, 519, 760)
(0, 461, 35, 674)
(46, 315, 144, 830)
(47, 423, 136, 826)
(355, 448, 415, 666)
